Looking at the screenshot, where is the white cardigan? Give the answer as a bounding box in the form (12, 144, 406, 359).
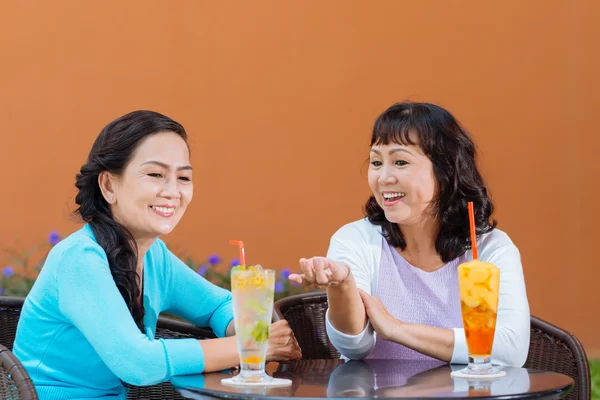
(324, 218, 530, 367)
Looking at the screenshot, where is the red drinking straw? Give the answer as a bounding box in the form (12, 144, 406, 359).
(229, 240, 246, 267)
(468, 202, 478, 260)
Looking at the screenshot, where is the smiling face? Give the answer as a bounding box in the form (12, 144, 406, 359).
(102, 131, 193, 242)
(368, 142, 437, 226)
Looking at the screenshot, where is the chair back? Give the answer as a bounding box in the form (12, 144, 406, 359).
(524, 316, 590, 400)
(0, 344, 38, 400)
(0, 297, 25, 351)
(155, 315, 217, 340)
(273, 292, 339, 359)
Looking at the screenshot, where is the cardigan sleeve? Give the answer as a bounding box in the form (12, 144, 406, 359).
(324, 223, 377, 360)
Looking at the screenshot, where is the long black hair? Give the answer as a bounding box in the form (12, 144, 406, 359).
(74, 110, 188, 331)
(365, 102, 496, 262)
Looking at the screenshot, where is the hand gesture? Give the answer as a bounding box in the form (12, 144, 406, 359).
(288, 257, 351, 289)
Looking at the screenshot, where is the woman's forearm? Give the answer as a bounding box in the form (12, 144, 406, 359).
(392, 323, 454, 362)
(198, 336, 240, 372)
(326, 276, 368, 335)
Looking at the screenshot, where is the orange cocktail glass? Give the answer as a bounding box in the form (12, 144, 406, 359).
(457, 259, 502, 376)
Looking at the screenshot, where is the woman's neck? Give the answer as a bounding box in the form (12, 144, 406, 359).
(134, 239, 153, 306)
(134, 237, 155, 278)
(396, 217, 444, 272)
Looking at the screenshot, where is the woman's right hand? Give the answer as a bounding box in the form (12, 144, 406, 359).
(266, 320, 302, 361)
(288, 257, 352, 289)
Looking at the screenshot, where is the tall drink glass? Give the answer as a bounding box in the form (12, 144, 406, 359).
(455, 260, 503, 376)
(229, 266, 275, 384)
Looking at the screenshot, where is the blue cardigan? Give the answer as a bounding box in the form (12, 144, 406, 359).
(13, 225, 234, 399)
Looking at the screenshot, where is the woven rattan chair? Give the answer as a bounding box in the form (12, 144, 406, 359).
(0, 297, 23, 351)
(273, 292, 339, 359)
(0, 297, 216, 400)
(524, 316, 590, 400)
(274, 291, 590, 399)
(0, 344, 38, 400)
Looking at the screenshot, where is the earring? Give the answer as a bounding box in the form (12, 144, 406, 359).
(108, 196, 113, 201)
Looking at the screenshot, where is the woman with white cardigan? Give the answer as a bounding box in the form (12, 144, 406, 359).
(289, 101, 529, 367)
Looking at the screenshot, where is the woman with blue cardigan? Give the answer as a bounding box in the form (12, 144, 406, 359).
(13, 110, 301, 399)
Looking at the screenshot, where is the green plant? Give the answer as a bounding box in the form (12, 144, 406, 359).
(591, 359, 600, 400)
(1, 231, 59, 296)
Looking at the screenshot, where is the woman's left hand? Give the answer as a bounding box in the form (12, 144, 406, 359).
(358, 289, 402, 341)
(266, 320, 303, 361)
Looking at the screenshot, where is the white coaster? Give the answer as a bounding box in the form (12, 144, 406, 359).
(221, 377, 292, 387)
(451, 369, 506, 379)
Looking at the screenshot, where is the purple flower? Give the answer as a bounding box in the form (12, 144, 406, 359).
(2, 266, 14, 277)
(280, 268, 291, 280)
(290, 280, 300, 287)
(0, 288, 3, 295)
(198, 265, 208, 276)
(230, 258, 240, 268)
(208, 254, 221, 266)
(48, 231, 60, 245)
(275, 281, 284, 294)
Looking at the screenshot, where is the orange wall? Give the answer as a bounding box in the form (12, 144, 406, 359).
(1, 1, 599, 355)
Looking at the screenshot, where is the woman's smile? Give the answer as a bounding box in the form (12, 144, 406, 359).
(149, 204, 176, 217)
(381, 191, 406, 207)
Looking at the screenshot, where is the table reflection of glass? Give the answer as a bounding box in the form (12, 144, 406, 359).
(171, 358, 573, 399)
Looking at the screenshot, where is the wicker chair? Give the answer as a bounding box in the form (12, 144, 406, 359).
(0, 297, 216, 400)
(0, 297, 23, 351)
(0, 344, 38, 400)
(524, 316, 590, 400)
(274, 291, 590, 399)
(273, 292, 339, 359)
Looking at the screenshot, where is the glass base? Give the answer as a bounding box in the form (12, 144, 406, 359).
(231, 370, 273, 384)
(450, 356, 506, 379)
(221, 373, 292, 388)
(469, 356, 496, 374)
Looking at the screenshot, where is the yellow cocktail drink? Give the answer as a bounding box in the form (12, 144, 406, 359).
(230, 265, 275, 383)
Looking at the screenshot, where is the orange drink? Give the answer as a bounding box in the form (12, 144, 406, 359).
(451, 202, 505, 378)
(457, 259, 501, 375)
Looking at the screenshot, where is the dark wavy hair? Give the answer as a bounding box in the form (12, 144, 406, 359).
(365, 102, 496, 262)
(74, 110, 188, 332)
